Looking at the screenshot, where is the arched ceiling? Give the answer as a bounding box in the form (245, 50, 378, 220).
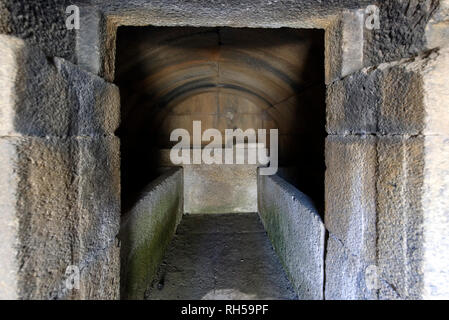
(115, 26, 324, 136)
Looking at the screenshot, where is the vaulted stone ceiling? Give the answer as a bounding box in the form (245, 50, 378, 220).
(115, 26, 324, 139)
(115, 26, 326, 211)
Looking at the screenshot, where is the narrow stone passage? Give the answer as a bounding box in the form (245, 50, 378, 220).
(145, 213, 297, 300)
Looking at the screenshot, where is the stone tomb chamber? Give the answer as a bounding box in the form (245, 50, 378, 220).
(116, 26, 326, 299)
(0, 0, 448, 300)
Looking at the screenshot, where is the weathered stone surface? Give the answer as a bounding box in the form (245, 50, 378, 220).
(0, 0, 76, 62)
(78, 242, 121, 300)
(425, 0, 449, 50)
(76, 6, 117, 82)
(258, 174, 325, 300)
(327, 48, 449, 135)
(421, 135, 449, 299)
(376, 136, 425, 300)
(0, 137, 18, 299)
(100, 0, 370, 28)
(325, 135, 377, 262)
(55, 58, 120, 136)
(184, 164, 258, 214)
(0, 136, 77, 300)
(324, 235, 376, 300)
(0, 34, 120, 137)
(158, 147, 259, 214)
(0, 136, 120, 300)
(76, 136, 120, 260)
(363, 0, 440, 67)
(326, 134, 449, 300)
(76, 136, 120, 300)
(325, 9, 364, 83)
(326, 69, 380, 134)
(376, 135, 449, 300)
(119, 168, 183, 299)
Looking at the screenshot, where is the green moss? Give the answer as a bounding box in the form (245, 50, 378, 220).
(121, 189, 182, 299)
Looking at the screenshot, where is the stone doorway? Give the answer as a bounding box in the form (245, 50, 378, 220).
(1, 1, 448, 300)
(115, 26, 326, 300)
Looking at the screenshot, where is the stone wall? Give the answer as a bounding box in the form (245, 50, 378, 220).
(0, 34, 120, 299)
(119, 168, 183, 299)
(1, 0, 449, 300)
(257, 173, 325, 300)
(325, 37, 449, 300)
(158, 149, 258, 214)
(0, 0, 79, 62)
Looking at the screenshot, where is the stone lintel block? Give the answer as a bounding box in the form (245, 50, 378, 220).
(0, 34, 120, 138)
(327, 47, 449, 135)
(325, 234, 377, 300)
(0, 135, 120, 299)
(325, 135, 377, 262)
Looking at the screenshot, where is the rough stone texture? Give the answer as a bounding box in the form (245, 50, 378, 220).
(325, 235, 376, 300)
(0, 0, 77, 62)
(0, 136, 77, 300)
(0, 35, 121, 299)
(324, 135, 378, 299)
(0, 35, 120, 137)
(0, 137, 18, 299)
(79, 243, 120, 300)
(184, 164, 258, 214)
(76, 5, 117, 81)
(425, 0, 449, 49)
(75, 1, 441, 83)
(146, 213, 297, 300)
(325, 9, 364, 83)
(159, 148, 259, 214)
(75, 0, 373, 81)
(324, 135, 377, 265)
(1, 1, 440, 80)
(258, 174, 325, 300)
(376, 136, 425, 300)
(421, 135, 449, 299)
(98, 0, 370, 28)
(325, 134, 449, 300)
(327, 48, 449, 135)
(119, 168, 183, 300)
(363, 0, 441, 67)
(1, 0, 447, 301)
(377, 135, 449, 300)
(0, 136, 120, 300)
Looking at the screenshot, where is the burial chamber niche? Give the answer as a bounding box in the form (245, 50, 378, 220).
(115, 26, 326, 299)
